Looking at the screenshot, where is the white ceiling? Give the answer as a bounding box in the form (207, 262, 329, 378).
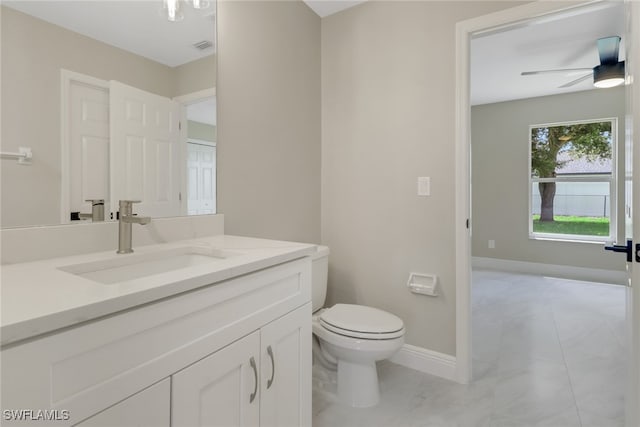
(303, 0, 366, 18)
(5, 0, 624, 106)
(3, 0, 216, 67)
(471, 2, 625, 105)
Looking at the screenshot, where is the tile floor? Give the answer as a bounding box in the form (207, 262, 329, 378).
(312, 270, 627, 427)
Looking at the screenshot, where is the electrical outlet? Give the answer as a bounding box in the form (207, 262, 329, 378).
(488, 240, 495, 249)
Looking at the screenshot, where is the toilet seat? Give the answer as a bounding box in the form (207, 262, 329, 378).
(319, 304, 404, 340)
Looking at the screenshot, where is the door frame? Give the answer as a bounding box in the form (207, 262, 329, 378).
(60, 69, 109, 224)
(627, 2, 640, 425)
(454, 0, 624, 384)
(173, 88, 217, 216)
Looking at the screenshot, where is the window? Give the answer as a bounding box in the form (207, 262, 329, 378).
(529, 118, 616, 242)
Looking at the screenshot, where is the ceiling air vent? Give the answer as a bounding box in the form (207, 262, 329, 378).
(193, 40, 213, 50)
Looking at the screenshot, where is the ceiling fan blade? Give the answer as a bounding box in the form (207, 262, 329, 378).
(597, 36, 621, 65)
(558, 73, 593, 88)
(521, 68, 592, 76)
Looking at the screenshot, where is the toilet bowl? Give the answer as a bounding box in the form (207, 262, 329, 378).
(310, 247, 405, 408)
(312, 304, 404, 407)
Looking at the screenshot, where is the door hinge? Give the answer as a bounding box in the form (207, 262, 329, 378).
(179, 192, 182, 201)
(178, 121, 182, 131)
(466, 218, 470, 229)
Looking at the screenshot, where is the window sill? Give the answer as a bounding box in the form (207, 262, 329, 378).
(528, 233, 609, 245)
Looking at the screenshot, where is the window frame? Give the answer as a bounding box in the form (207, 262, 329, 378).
(528, 117, 617, 243)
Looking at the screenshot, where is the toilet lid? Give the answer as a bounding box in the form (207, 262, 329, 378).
(319, 304, 404, 339)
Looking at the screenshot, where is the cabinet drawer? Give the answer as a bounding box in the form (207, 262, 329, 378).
(1, 258, 310, 425)
(74, 379, 170, 427)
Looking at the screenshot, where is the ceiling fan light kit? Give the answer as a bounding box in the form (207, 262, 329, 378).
(521, 35, 626, 89)
(593, 61, 626, 88)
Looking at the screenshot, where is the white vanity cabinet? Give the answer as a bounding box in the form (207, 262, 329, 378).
(0, 257, 312, 427)
(75, 379, 171, 427)
(172, 305, 311, 427)
(172, 331, 261, 426)
(259, 305, 311, 427)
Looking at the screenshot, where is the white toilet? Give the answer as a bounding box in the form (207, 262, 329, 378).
(310, 246, 405, 408)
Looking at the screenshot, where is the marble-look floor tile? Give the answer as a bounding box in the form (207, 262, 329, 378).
(558, 320, 625, 364)
(565, 355, 626, 421)
(579, 409, 626, 427)
(312, 269, 627, 427)
(489, 406, 581, 427)
(492, 359, 576, 424)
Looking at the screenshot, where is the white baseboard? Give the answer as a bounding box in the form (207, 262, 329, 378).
(472, 256, 627, 285)
(390, 344, 457, 382)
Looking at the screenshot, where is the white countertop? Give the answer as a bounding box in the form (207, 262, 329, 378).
(1, 235, 317, 346)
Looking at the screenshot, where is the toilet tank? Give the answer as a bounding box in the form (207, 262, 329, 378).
(310, 246, 330, 312)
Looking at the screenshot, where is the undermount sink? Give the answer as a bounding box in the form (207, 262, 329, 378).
(59, 246, 241, 285)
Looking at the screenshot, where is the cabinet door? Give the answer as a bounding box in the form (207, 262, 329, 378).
(260, 304, 312, 427)
(172, 331, 260, 427)
(74, 379, 170, 427)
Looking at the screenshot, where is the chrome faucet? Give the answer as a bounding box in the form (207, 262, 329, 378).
(78, 199, 105, 222)
(117, 200, 151, 254)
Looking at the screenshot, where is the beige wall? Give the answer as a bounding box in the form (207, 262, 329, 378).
(471, 88, 626, 272)
(217, 1, 321, 244)
(175, 55, 217, 97)
(1, 6, 215, 228)
(188, 120, 216, 142)
(321, 1, 518, 356)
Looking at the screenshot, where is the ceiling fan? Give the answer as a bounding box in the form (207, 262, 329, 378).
(521, 36, 625, 89)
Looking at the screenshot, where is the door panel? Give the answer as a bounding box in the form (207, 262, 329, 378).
(110, 81, 181, 218)
(171, 331, 260, 427)
(187, 142, 216, 215)
(69, 81, 109, 218)
(626, 2, 640, 425)
(260, 304, 312, 427)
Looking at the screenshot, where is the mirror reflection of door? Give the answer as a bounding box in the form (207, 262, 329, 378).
(182, 96, 217, 215)
(187, 141, 216, 215)
(110, 81, 182, 219)
(65, 72, 110, 222)
(65, 74, 186, 221)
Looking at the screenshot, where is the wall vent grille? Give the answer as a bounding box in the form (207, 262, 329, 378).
(193, 40, 213, 50)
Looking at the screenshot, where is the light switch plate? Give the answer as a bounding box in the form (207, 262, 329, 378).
(417, 177, 430, 196)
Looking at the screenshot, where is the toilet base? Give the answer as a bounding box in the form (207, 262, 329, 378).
(337, 359, 380, 408)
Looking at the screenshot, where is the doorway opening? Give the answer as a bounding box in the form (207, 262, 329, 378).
(174, 89, 217, 216)
(456, 2, 631, 425)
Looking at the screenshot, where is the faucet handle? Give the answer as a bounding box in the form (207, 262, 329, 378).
(118, 200, 142, 216)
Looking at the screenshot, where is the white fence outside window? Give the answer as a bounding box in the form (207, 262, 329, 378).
(531, 181, 610, 217)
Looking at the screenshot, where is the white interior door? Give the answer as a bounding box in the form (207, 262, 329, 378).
(67, 79, 110, 221)
(187, 141, 216, 215)
(109, 81, 181, 218)
(627, 3, 640, 425)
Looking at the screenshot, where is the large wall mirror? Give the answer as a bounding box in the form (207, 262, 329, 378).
(1, 0, 217, 228)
